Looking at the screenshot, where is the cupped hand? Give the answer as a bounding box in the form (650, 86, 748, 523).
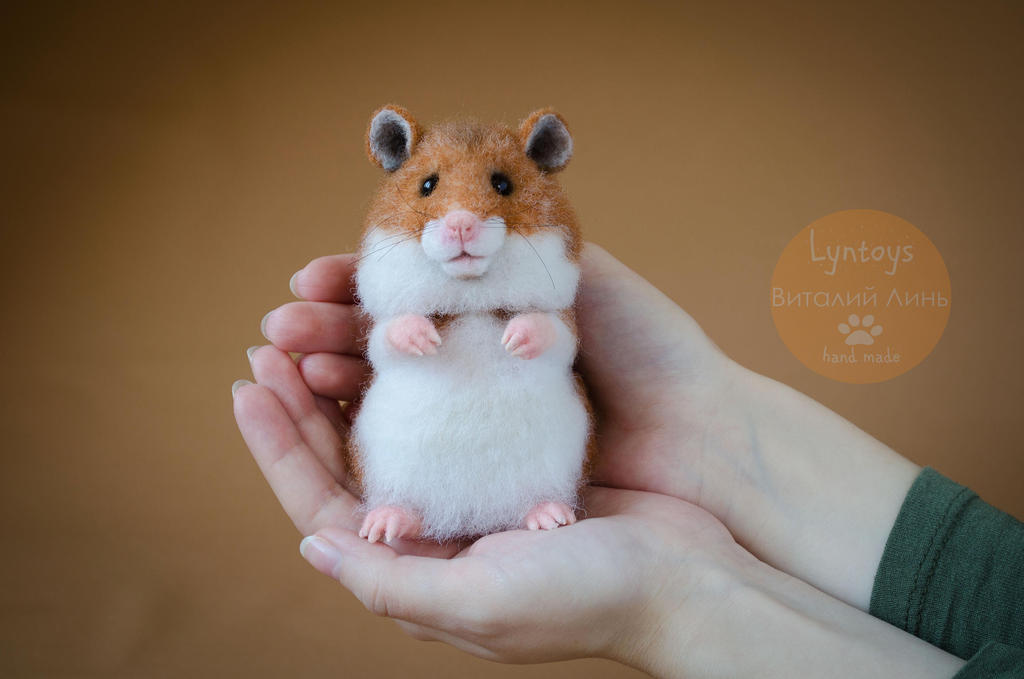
(304, 480, 745, 667)
(235, 244, 944, 674)
(233, 304, 750, 668)
(572, 245, 745, 514)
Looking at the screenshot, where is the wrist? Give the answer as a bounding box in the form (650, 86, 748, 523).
(636, 548, 964, 679)
(611, 535, 756, 678)
(691, 361, 920, 610)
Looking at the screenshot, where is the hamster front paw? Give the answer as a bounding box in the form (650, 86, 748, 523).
(386, 314, 442, 356)
(501, 313, 557, 360)
(359, 505, 423, 543)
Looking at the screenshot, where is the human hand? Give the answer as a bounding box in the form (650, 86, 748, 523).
(296, 485, 962, 679)
(235, 249, 960, 677)
(255, 243, 920, 612)
(298, 484, 747, 667)
(256, 253, 368, 407)
(574, 245, 920, 611)
(231, 312, 747, 670)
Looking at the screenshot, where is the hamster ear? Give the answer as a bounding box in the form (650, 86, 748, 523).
(519, 109, 573, 172)
(366, 105, 421, 171)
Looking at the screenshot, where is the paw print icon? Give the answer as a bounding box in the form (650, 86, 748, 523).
(838, 314, 883, 346)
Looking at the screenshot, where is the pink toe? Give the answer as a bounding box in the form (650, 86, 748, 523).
(537, 513, 559, 530)
(523, 501, 576, 531)
(362, 506, 422, 542)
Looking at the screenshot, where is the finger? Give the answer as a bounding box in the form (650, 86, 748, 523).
(292, 254, 357, 303)
(233, 382, 359, 534)
(313, 394, 347, 434)
(577, 242, 724, 417)
(250, 346, 348, 484)
(262, 301, 365, 355)
(395, 619, 440, 642)
(301, 527, 492, 632)
(298, 353, 369, 402)
(393, 620, 498, 660)
(249, 345, 352, 431)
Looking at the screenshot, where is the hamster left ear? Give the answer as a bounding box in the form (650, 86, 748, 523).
(366, 105, 421, 171)
(519, 109, 573, 172)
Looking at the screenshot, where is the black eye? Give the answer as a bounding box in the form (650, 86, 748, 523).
(420, 174, 438, 197)
(491, 172, 513, 196)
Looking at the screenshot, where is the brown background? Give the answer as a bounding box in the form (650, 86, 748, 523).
(2, 1, 1022, 677)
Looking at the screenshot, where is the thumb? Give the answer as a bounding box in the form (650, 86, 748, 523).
(299, 528, 484, 629)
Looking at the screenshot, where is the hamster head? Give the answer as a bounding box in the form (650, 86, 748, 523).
(356, 106, 583, 318)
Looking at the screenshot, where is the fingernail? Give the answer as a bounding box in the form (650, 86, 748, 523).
(231, 379, 252, 397)
(260, 311, 273, 339)
(289, 270, 302, 297)
(300, 535, 342, 576)
(246, 345, 259, 362)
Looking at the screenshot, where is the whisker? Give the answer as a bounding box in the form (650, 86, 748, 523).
(372, 231, 428, 263)
(365, 226, 425, 246)
(362, 223, 413, 247)
(363, 202, 442, 240)
(394, 183, 437, 221)
(355, 235, 415, 263)
(354, 224, 441, 264)
(362, 213, 402, 238)
(500, 222, 565, 229)
(511, 226, 556, 291)
(354, 234, 418, 264)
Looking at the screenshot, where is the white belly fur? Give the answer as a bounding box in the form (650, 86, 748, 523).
(353, 313, 589, 540)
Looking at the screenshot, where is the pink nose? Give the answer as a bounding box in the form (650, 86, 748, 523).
(443, 210, 480, 244)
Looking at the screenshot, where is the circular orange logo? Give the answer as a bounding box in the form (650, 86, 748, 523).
(771, 210, 951, 384)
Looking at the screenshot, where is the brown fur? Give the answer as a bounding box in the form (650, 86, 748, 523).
(428, 313, 458, 333)
(362, 108, 583, 262)
(342, 432, 365, 496)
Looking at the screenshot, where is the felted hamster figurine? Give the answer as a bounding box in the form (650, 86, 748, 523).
(348, 105, 591, 543)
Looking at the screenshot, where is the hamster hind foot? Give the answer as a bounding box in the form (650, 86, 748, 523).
(359, 505, 423, 543)
(522, 501, 577, 531)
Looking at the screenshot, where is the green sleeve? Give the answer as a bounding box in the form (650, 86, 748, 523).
(870, 467, 1024, 661)
(952, 642, 1024, 679)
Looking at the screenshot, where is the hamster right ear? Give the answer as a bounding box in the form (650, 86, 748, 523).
(519, 108, 573, 172)
(366, 105, 421, 171)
